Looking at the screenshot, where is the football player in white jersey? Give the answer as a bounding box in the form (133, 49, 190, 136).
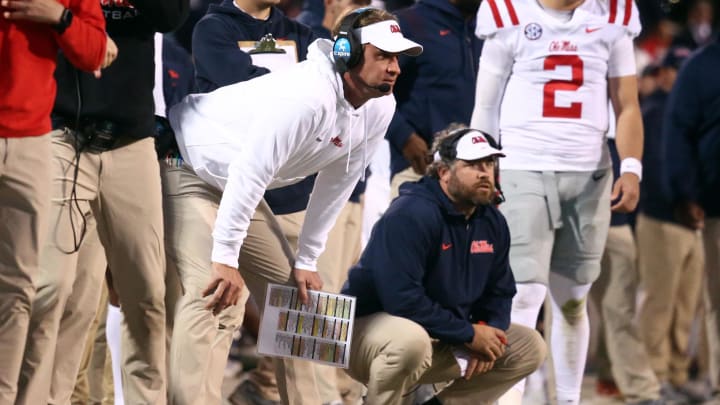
(470, 0, 643, 404)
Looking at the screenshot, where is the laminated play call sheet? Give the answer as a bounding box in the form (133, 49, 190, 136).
(257, 284, 356, 368)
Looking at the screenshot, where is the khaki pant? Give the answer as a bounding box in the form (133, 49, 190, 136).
(71, 284, 111, 405)
(637, 213, 704, 385)
(249, 203, 365, 404)
(247, 212, 306, 404)
(348, 313, 546, 405)
(314, 201, 364, 404)
(590, 225, 661, 402)
(163, 164, 321, 405)
(18, 130, 167, 405)
(389, 167, 422, 201)
(704, 218, 720, 392)
(316, 201, 363, 294)
(0, 135, 51, 404)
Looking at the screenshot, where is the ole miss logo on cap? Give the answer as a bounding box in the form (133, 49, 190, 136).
(472, 136, 487, 144)
(390, 24, 401, 33)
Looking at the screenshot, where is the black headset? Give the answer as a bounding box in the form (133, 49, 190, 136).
(438, 128, 506, 205)
(333, 7, 374, 73)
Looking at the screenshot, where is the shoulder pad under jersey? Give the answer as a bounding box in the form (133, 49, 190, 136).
(596, 0, 642, 37)
(475, 0, 525, 38)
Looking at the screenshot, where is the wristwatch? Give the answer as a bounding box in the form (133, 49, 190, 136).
(53, 8, 73, 34)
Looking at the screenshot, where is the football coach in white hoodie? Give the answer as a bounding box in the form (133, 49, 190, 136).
(164, 7, 422, 405)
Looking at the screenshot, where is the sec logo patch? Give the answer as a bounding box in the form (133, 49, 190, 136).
(524, 23, 543, 40)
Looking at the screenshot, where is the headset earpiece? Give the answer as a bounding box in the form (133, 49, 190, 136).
(438, 128, 472, 162)
(333, 7, 372, 73)
(440, 128, 505, 205)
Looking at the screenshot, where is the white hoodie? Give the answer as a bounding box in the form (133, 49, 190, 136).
(168, 39, 396, 272)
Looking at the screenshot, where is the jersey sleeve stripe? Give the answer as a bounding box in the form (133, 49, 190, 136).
(622, 0, 633, 26)
(609, 0, 618, 23)
(504, 0, 520, 26)
(487, 0, 505, 28)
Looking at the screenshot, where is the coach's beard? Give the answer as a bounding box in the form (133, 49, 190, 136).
(448, 177, 496, 209)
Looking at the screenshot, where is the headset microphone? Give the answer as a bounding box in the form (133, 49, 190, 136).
(351, 69, 392, 93)
(362, 81, 391, 93)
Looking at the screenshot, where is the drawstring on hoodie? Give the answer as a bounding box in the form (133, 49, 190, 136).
(361, 130, 367, 181)
(343, 114, 368, 182)
(345, 126, 352, 174)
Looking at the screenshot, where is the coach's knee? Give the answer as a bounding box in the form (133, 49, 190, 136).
(399, 334, 433, 373)
(378, 325, 433, 378)
(507, 325, 547, 376)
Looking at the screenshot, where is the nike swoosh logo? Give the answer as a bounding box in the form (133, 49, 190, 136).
(439, 29, 451, 36)
(442, 243, 452, 251)
(585, 26, 602, 33)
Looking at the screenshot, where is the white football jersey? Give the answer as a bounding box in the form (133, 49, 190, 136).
(475, 0, 641, 171)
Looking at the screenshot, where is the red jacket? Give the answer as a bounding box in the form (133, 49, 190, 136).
(0, 0, 106, 138)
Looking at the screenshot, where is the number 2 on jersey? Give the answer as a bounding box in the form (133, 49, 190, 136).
(542, 55, 583, 119)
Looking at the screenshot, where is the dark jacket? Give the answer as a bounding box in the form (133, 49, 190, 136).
(671, 27, 717, 51)
(663, 38, 720, 217)
(385, 0, 482, 177)
(193, 0, 316, 92)
(52, 0, 189, 139)
(637, 89, 675, 223)
(154, 36, 195, 157)
(192, 0, 317, 214)
(342, 177, 516, 344)
(609, 138, 635, 226)
(162, 36, 195, 115)
(294, 0, 329, 39)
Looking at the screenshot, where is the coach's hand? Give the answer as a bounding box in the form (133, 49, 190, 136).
(464, 356, 495, 380)
(465, 323, 506, 361)
(93, 36, 118, 78)
(402, 133, 430, 175)
(203, 262, 246, 316)
(1, 0, 64, 25)
(674, 201, 705, 230)
(293, 268, 323, 306)
(611, 172, 640, 213)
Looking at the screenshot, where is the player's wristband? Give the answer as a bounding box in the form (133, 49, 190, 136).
(620, 157, 642, 182)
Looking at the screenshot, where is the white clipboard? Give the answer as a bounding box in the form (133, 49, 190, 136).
(238, 40, 299, 72)
(257, 283, 356, 368)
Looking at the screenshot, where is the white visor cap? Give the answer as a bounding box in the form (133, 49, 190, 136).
(354, 20, 423, 56)
(454, 131, 505, 161)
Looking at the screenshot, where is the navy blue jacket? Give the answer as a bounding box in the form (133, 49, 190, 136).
(192, 0, 317, 215)
(663, 38, 720, 218)
(608, 139, 635, 226)
(342, 177, 516, 344)
(193, 0, 316, 92)
(294, 0, 328, 38)
(385, 0, 483, 177)
(638, 89, 676, 223)
(162, 36, 195, 115)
